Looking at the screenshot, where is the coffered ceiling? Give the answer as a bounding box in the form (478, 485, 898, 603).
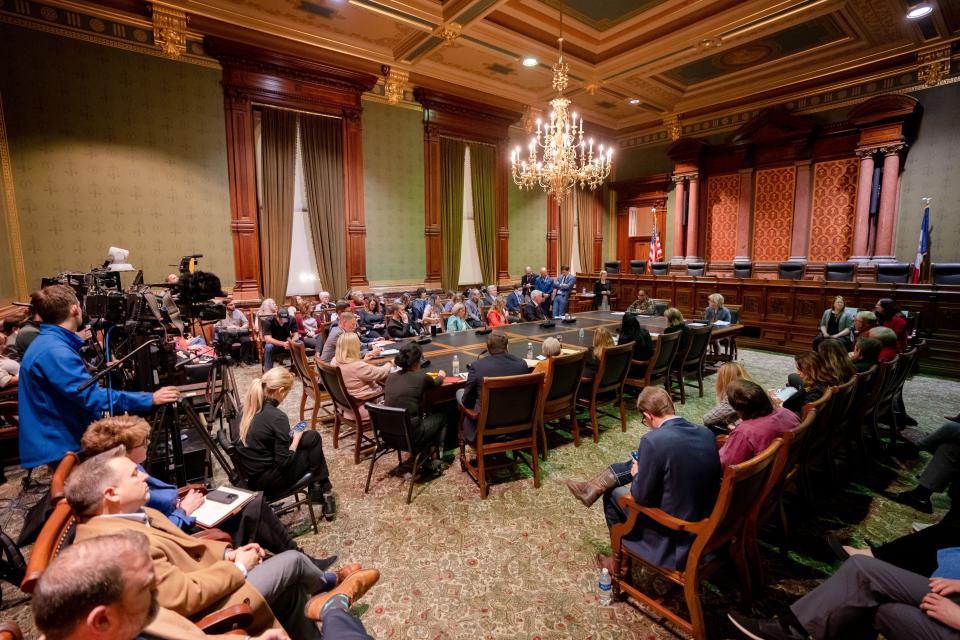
(49, 0, 960, 138)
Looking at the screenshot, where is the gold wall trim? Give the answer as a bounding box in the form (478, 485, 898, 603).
(0, 93, 29, 301)
(0, 13, 220, 70)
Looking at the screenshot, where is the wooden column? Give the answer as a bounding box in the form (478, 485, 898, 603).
(735, 168, 754, 261)
(222, 89, 261, 298)
(423, 124, 442, 286)
(671, 177, 686, 263)
(496, 138, 510, 282)
(850, 149, 876, 261)
(342, 108, 368, 287)
(593, 190, 604, 274)
(789, 159, 813, 262)
(874, 143, 906, 261)
(685, 175, 701, 261)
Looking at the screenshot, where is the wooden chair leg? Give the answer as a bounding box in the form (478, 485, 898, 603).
(354, 422, 363, 465)
(590, 402, 599, 443)
(531, 438, 541, 489)
(571, 408, 580, 447)
(539, 419, 548, 461)
(697, 369, 704, 397)
(332, 415, 341, 449)
(299, 393, 307, 421)
(684, 575, 706, 640)
(678, 369, 686, 404)
(618, 395, 627, 432)
(478, 450, 488, 499)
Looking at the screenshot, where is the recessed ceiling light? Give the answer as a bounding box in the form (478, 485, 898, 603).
(629, 98, 640, 105)
(522, 57, 538, 67)
(907, 3, 933, 19)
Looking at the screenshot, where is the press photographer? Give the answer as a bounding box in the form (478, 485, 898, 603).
(17, 284, 180, 470)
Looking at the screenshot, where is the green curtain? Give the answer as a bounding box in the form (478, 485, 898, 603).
(469, 143, 497, 286)
(258, 108, 297, 302)
(300, 113, 348, 298)
(576, 187, 597, 274)
(440, 138, 466, 291)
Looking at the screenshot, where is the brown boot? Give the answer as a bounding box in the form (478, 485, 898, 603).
(304, 569, 381, 621)
(565, 468, 618, 508)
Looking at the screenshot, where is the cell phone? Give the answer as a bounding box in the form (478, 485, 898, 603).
(205, 490, 238, 505)
(630, 450, 639, 461)
(292, 421, 308, 433)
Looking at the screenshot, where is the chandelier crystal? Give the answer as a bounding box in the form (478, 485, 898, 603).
(511, 6, 612, 202)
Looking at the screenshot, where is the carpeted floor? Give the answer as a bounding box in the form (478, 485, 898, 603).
(2, 347, 959, 639)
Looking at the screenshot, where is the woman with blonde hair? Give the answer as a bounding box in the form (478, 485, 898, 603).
(817, 337, 857, 385)
(236, 366, 334, 514)
(487, 295, 509, 327)
(446, 303, 470, 333)
(705, 293, 731, 323)
(702, 362, 751, 433)
(582, 327, 614, 380)
(332, 332, 391, 423)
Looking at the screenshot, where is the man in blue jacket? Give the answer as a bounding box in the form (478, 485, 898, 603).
(553, 265, 575, 318)
(18, 284, 179, 469)
(534, 267, 554, 317)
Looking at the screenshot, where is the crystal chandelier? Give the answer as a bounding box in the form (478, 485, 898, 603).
(511, 5, 612, 202)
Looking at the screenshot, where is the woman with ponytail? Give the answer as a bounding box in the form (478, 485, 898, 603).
(236, 367, 335, 517)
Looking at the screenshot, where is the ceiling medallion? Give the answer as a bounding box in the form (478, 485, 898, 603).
(511, 3, 612, 202)
(435, 22, 462, 46)
(151, 3, 188, 58)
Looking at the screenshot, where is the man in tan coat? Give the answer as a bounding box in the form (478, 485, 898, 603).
(65, 446, 379, 639)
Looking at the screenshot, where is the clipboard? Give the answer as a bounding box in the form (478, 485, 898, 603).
(192, 485, 257, 528)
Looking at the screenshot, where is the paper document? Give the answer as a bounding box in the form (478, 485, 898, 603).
(192, 486, 256, 528)
(714, 320, 731, 326)
(773, 387, 798, 402)
(688, 322, 707, 327)
(379, 348, 399, 356)
(611, 312, 625, 316)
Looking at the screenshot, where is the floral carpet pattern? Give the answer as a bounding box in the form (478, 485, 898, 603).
(2, 347, 959, 639)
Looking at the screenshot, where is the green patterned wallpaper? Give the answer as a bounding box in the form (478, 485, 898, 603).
(0, 170, 14, 301)
(362, 99, 425, 284)
(615, 143, 673, 182)
(0, 24, 234, 290)
(507, 131, 547, 277)
(896, 82, 960, 264)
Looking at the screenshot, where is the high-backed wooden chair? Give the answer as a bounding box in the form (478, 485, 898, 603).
(315, 360, 380, 464)
(288, 340, 332, 429)
(866, 357, 900, 451)
(576, 342, 634, 443)
(611, 439, 783, 640)
(457, 372, 545, 499)
(49, 452, 80, 506)
(651, 298, 671, 316)
(823, 376, 858, 483)
(845, 365, 878, 466)
(247, 310, 264, 364)
(624, 330, 682, 396)
(671, 325, 713, 404)
(796, 387, 835, 504)
(881, 346, 919, 446)
(539, 350, 586, 452)
(0, 402, 19, 485)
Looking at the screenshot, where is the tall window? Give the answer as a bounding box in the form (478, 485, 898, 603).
(459, 146, 483, 286)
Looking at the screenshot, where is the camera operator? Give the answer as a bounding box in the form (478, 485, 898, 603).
(214, 298, 253, 363)
(18, 284, 180, 470)
(258, 298, 299, 371)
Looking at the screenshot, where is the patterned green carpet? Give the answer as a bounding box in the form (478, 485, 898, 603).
(2, 347, 959, 639)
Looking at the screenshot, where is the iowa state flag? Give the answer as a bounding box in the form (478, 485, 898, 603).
(911, 201, 930, 284)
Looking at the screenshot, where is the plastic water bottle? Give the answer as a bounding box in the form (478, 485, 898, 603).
(582, 286, 586, 295)
(598, 568, 612, 605)
(452, 355, 459, 375)
(579, 327, 585, 340)
(526, 342, 533, 359)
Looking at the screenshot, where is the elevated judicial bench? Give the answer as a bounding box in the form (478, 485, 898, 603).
(588, 273, 960, 379)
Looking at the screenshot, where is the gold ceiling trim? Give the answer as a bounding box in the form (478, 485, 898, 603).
(0, 93, 29, 301)
(151, 3, 189, 58)
(918, 45, 952, 87)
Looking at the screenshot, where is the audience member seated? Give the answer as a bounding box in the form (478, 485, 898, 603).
(236, 368, 335, 514)
(728, 553, 960, 640)
(702, 362, 750, 434)
(815, 295, 853, 349)
(593, 270, 613, 310)
(443, 292, 464, 313)
(505, 286, 525, 320)
(481, 284, 497, 306)
(383, 342, 447, 462)
(14, 310, 41, 356)
(66, 448, 372, 639)
(875, 297, 908, 352)
(357, 297, 385, 340)
(780, 351, 830, 416)
(446, 303, 471, 333)
(704, 293, 732, 323)
(626, 289, 656, 315)
(348, 291, 365, 312)
(851, 309, 878, 346)
(620, 313, 654, 372)
(718, 379, 799, 467)
(214, 299, 254, 362)
(410, 287, 428, 323)
(329, 300, 349, 325)
(487, 295, 510, 327)
(870, 326, 900, 363)
(533, 337, 562, 376)
(258, 299, 299, 371)
(553, 265, 574, 317)
(535, 267, 555, 317)
(319, 312, 379, 363)
(332, 333, 391, 424)
(852, 336, 882, 372)
(582, 327, 614, 381)
(817, 337, 857, 385)
(884, 418, 960, 514)
(574, 388, 721, 572)
(1, 317, 21, 357)
(0, 353, 18, 389)
(523, 291, 547, 322)
(315, 291, 335, 313)
(18, 284, 179, 470)
(300, 306, 321, 351)
(421, 294, 443, 334)
(385, 304, 418, 339)
(663, 307, 690, 348)
(81, 415, 325, 559)
(521, 266, 537, 300)
(464, 289, 485, 328)
(457, 334, 529, 443)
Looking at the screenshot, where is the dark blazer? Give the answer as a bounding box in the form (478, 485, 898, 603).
(521, 301, 545, 322)
(385, 317, 417, 339)
(626, 417, 721, 570)
(506, 291, 525, 313)
(460, 351, 530, 442)
(593, 280, 612, 309)
(520, 273, 537, 294)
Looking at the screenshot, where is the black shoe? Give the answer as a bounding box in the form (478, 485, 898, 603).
(884, 489, 933, 514)
(902, 414, 918, 426)
(826, 534, 850, 562)
(309, 554, 338, 572)
(727, 612, 808, 640)
(322, 491, 337, 521)
(947, 414, 960, 424)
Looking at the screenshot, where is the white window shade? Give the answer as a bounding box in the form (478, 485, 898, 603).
(286, 126, 322, 296)
(459, 145, 483, 287)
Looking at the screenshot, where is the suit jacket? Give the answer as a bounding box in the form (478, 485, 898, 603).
(520, 273, 537, 293)
(460, 352, 530, 441)
(522, 301, 545, 322)
(76, 509, 279, 634)
(141, 608, 240, 640)
(627, 417, 721, 570)
(506, 291, 524, 313)
(534, 275, 554, 295)
(554, 273, 574, 298)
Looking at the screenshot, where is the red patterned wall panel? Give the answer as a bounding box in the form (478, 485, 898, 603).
(706, 173, 740, 261)
(808, 158, 859, 262)
(752, 167, 796, 262)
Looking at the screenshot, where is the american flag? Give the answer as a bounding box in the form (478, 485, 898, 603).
(648, 223, 663, 273)
(911, 198, 931, 284)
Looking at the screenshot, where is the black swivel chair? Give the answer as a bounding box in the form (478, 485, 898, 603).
(364, 403, 440, 504)
(629, 260, 647, 275)
(651, 262, 669, 276)
(603, 260, 621, 274)
(733, 262, 753, 278)
(778, 262, 805, 280)
(824, 262, 856, 282)
(686, 262, 705, 277)
(932, 263, 960, 285)
(876, 263, 910, 284)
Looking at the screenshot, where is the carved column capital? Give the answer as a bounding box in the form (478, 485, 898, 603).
(672, 171, 698, 183)
(380, 65, 409, 105)
(855, 147, 878, 160)
(879, 143, 908, 157)
(342, 107, 362, 124)
(151, 3, 188, 58)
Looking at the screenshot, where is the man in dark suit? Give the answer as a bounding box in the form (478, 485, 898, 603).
(505, 286, 525, 321)
(458, 334, 529, 442)
(522, 291, 547, 322)
(520, 266, 537, 301)
(592, 387, 721, 571)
